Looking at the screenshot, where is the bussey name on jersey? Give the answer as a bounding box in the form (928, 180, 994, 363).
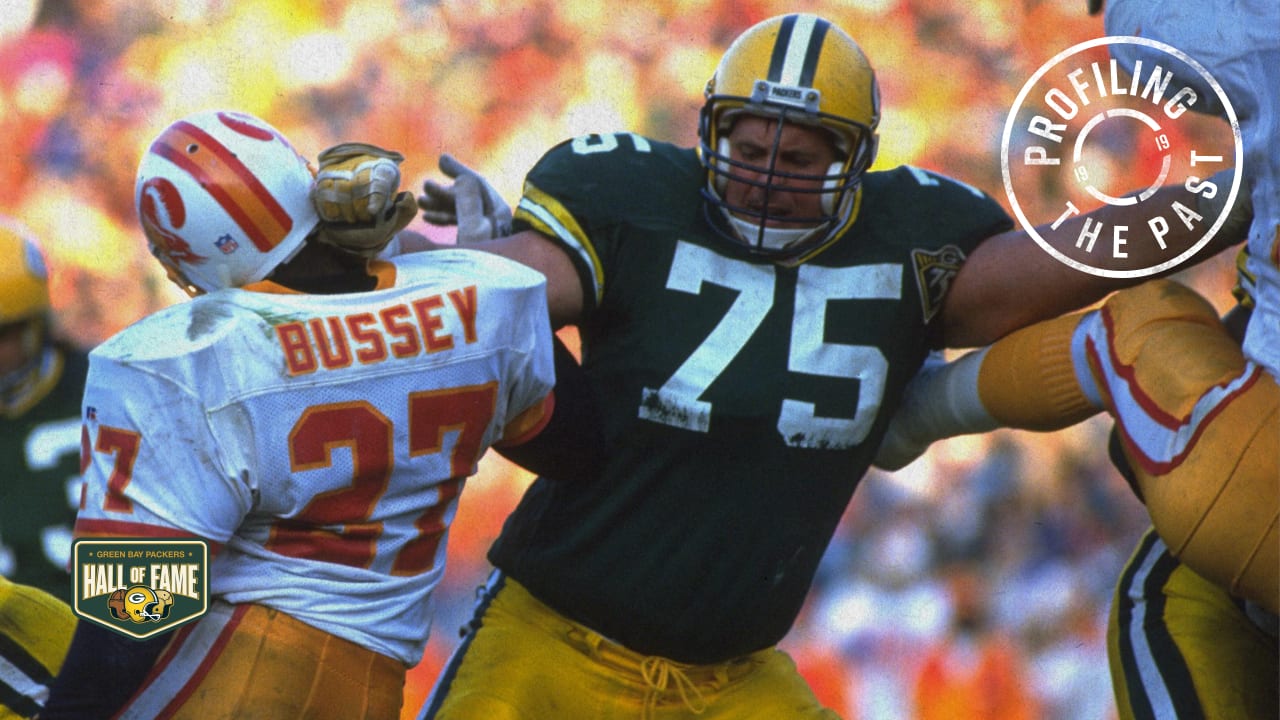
(275, 285, 479, 375)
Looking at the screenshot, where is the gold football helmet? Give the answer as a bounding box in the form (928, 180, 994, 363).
(121, 585, 171, 623)
(0, 220, 50, 326)
(699, 14, 880, 260)
(0, 219, 52, 407)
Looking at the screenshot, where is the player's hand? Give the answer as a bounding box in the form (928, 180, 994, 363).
(418, 154, 513, 244)
(314, 142, 405, 223)
(872, 351, 996, 471)
(311, 142, 417, 257)
(872, 354, 947, 471)
(872, 412, 934, 472)
(1198, 167, 1253, 243)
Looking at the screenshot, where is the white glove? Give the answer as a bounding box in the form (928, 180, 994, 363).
(311, 142, 417, 258)
(418, 154, 513, 244)
(1197, 167, 1253, 243)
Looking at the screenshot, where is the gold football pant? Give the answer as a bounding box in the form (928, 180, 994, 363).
(1109, 528, 1278, 720)
(116, 601, 405, 719)
(979, 279, 1279, 613)
(418, 573, 842, 720)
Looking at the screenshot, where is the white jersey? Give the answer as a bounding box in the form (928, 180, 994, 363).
(75, 250, 554, 664)
(1106, 0, 1280, 378)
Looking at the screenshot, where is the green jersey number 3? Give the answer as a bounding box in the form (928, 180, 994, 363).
(640, 241, 900, 449)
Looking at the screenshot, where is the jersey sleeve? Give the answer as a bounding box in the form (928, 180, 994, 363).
(75, 353, 250, 546)
(511, 138, 612, 316)
(900, 166, 1013, 257)
(494, 271, 556, 446)
(493, 331, 606, 481)
(511, 134, 698, 317)
(868, 166, 1014, 335)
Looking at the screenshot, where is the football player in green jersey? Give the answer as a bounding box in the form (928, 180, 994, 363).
(321, 13, 1247, 719)
(0, 219, 81, 719)
(0, 220, 86, 604)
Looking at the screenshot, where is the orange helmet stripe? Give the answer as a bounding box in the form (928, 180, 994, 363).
(151, 121, 295, 252)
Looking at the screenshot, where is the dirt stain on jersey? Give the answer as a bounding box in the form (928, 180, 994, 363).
(639, 392, 706, 430)
(187, 302, 235, 341)
(251, 308, 304, 343)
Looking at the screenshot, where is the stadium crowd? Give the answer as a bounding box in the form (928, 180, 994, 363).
(0, 1, 1240, 718)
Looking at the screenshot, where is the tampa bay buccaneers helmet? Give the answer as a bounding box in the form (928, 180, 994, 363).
(134, 110, 319, 296)
(700, 14, 880, 260)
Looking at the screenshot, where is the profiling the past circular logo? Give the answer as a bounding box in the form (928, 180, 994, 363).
(1001, 36, 1242, 278)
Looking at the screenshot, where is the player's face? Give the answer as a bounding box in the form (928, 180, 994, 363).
(0, 321, 33, 375)
(721, 116, 839, 229)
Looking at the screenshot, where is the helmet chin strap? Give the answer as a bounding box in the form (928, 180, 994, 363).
(725, 212, 823, 253)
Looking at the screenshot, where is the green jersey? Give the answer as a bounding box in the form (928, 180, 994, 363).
(0, 345, 88, 604)
(490, 134, 1012, 663)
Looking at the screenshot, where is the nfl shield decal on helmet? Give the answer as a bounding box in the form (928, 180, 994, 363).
(72, 539, 209, 639)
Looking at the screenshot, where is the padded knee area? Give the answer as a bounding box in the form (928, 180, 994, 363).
(1095, 280, 1278, 613)
(1097, 280, 1245, 419)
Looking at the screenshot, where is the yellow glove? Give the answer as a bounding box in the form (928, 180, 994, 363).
(314, 142, 404, 222)
(311, 143, 418, 257)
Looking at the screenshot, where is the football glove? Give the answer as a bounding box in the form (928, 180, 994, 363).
(418, 154, 513, 244)
(312, 142, 417, 258)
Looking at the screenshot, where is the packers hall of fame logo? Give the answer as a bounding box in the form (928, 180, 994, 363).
(1001, 36, 1243, 278)
(72, 539, 208, 639)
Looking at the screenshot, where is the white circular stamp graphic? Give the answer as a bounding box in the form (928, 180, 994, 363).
(1001, 36, 1242, 278)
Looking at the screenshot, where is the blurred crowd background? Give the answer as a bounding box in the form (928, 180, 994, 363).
(1, 1, 1242, 718)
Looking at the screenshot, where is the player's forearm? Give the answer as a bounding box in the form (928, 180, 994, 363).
(944, 179, 1244, 347)
(947, 169, 1244, 348)
(469, 231, 585, 329)
(943, 227, 1114, 347)
(384, 229, 585, 328)
(1048, 183, 1232, 269)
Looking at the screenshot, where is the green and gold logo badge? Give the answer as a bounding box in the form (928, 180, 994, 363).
(71, 539, 208, 639)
